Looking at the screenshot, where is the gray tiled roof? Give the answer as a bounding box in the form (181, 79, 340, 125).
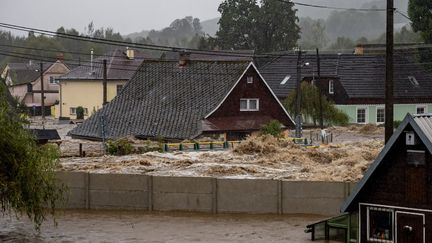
(59, 49, 152, 80)
(69, 60, 250, 140)
(6, 62, 52, 85)
(257, 54, 432, 100)
(161, 50, 254, 62)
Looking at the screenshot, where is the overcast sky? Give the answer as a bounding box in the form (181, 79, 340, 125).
(1, 0, 224, 35)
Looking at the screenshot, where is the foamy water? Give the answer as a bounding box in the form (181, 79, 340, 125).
(0, 210, 323, 242)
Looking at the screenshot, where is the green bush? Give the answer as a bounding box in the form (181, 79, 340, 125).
(394, 120, 402, 129)
(76, 106, 85, 119)
(106, 138, 134, 156)
(260, 120, 283, 137)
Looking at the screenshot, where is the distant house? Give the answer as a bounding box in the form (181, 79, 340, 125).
(307, 113, 432, 242)
(56, 48, 151, 119)
(68, 56, 294, 141)
(1, 60, 70, 115)
(258, 54, 432, 125)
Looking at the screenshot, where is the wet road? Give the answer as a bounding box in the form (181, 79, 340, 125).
(0, 210, 323, 242)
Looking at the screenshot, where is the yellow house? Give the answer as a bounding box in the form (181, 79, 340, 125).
(56, 48, 147, 119)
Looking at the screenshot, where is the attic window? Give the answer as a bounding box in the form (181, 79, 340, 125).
(280, 75, 291, 85)
(408, 76, 419, 86)
(247, 76, 253, 84)
(407, 150, 425, 166)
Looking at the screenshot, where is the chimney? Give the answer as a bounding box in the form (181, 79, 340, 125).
(90, 49, 94, 74)
(178, 50, 190, 67)
(126, 47, 135, 60)
(56, 53, 64, 61)
(354, 44, 364, 55)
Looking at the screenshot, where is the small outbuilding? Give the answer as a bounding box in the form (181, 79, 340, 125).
(307, 113, 432, 242)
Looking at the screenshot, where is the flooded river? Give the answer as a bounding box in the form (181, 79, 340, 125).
(0, 210, 323, 242)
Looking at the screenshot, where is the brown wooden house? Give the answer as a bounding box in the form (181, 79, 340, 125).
(308, 113, 432, 242)
(69, 59, 294, 141)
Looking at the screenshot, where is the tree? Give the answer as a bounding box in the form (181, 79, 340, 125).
(298, 17, 328, 49)
(328, 37, 355, 51)
(216, 0, 300, 53)
(409, 0, 432, 43)
(0, 82, 64, 230)
(284, 82, 349, 126)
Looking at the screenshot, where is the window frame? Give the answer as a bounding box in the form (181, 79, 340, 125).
(49, 76, 58, 85)
(70, 107, 76, 115)
(416, 105, 427, 115)
(247, 76, 254, 84)
(356, 107, 368, 124)
(376, 107, 385, 124)
(240, 98, 259, 111)
(328, 80, 334, 94)
(116, 84, 123, 95)
(366, 207, 394, 243)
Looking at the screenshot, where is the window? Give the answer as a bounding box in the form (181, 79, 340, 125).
(70, 107, 76, 115)
(116, 84, 123, 95)
(247, 76, 253, 84)
(357, 108, 367, 124)
(367, 207, 393, 242)
(408, 76, 419, 86)
(280, 75, 291, 85)
(49, 76, 58, 84)
(70, 107, 88, 116)
(240, 99, 259, 111)
(376, 107, 385, 123)
(407, 150, 426, 166)
(329, 80, 334, 94)
(416, 105, 427, 114)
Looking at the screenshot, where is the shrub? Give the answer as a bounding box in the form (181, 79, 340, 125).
(260, 120, 283, 137)
(107, 138, 134, 156)
(394, 120, 402, 129)
(76, 106, 85, 119)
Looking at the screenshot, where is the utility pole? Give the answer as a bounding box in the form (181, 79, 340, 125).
(385, 0, 394, 143)
(295, 48, 302, 138)
(103, 59, 108, 106)
(316, 48, 324, 129)
(40, 62, 45, 128)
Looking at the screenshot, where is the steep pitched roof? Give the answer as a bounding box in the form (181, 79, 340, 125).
(68, 60, 251, 140)
(341, 113, 432, 212)
(5, 62, 52, 85)
(257, 54, 432, 100)
(59, 49, 152, 80)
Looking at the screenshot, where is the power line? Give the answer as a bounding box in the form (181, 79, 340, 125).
(277, 0, 386, 12)
(395, 10, 412, 22)
(0, 22, 289, 58)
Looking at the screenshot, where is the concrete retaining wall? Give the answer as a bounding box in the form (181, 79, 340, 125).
(56, 172, 356, 215)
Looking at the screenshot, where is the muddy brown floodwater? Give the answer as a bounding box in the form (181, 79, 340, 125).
(0, 210, 326, 242)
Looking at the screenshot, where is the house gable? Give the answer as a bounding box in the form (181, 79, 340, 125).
(342, 114, 432, 213)
(204, 63, 294, 131)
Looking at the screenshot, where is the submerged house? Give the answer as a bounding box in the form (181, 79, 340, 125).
(69, 57, 294, 141)
(307, 113, 432, 242)
(258, 54, 432, 125)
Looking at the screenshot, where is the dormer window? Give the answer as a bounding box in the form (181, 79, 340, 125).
(247, 76, 253, 84)
(329, 80, 334, 94)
